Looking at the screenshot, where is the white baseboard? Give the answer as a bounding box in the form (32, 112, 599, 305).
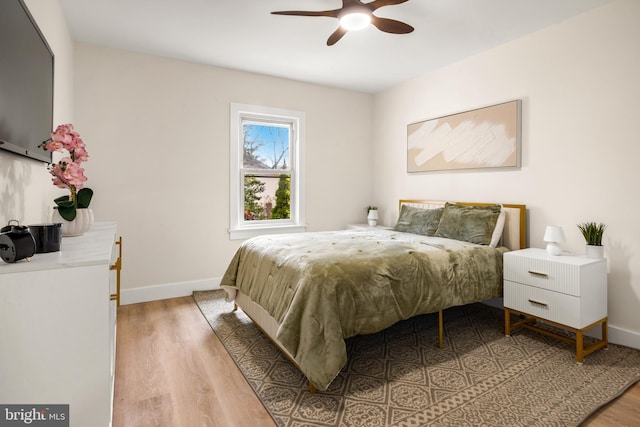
(608, 325, 640, 350)
(121, 278, 221, 305)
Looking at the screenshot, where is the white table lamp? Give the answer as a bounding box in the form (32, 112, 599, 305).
(544, 225, 566, 256)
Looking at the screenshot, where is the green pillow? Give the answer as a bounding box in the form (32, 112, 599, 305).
(393, 205, 444, 236)
(434, 203, 501, 245)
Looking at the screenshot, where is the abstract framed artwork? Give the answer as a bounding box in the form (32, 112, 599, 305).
(407, 100, 521, 173)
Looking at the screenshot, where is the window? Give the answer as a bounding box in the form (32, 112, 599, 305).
(229, 103, 305, 240)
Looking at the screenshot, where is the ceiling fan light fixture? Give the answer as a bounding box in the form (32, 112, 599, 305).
(272, 0, 414, 46)
(339, 12, 371, 31)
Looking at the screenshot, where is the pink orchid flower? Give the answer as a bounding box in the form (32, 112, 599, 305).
(43, 124, 90, 194)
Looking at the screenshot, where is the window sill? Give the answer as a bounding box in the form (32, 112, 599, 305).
(229, 224, 307, 240)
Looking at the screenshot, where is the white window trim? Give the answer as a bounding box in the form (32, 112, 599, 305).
(229, 103, 306, 240)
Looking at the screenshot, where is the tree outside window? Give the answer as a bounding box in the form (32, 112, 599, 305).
(242, 122, 291, 221)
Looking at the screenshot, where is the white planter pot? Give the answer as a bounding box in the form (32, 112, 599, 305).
(586, 244, 604, 259)
(51, 208, 94, 237)
(367, 209, 378, 227)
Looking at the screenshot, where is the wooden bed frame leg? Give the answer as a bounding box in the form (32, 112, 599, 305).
(233, 303, 238, 312)
(438, 310, 444, 348)
(308, 383, 317, 394)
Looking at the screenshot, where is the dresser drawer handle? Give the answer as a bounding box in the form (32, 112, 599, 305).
(528, 299, 548, 308)
(528, 270, 548, 278)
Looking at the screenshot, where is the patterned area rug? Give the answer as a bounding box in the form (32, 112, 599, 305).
(193, 290, 640, 427)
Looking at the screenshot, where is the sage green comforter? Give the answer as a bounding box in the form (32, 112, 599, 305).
(220, 229, 507, 390)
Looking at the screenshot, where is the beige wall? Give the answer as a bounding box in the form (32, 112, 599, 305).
(0, 0, 74, 226)
(372, 0, 640, 344)
(73, 44, 373, 295)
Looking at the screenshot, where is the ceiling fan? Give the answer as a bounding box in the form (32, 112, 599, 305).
(271, 0, 414, 46)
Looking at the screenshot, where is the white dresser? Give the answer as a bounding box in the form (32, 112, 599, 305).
(0, 222, 121, 427)
(503, 248, 608, 363)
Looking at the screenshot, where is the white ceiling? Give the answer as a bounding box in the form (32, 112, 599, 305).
(58, 0, 613, 93)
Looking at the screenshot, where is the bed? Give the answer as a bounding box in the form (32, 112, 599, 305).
(220, 200, 527, 392)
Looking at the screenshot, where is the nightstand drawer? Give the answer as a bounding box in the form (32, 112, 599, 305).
(504, 281, 582, 327)
(504, 250, 606, 297)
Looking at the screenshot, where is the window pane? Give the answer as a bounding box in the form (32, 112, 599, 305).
(244, 173, 291, 220)
(230, 102, 305, 239)
(243, 122, 290, 170)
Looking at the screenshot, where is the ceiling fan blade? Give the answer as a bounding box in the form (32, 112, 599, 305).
(327, 27, 348, 46)
(367, 0, 410, 12)
(271, 10, 339, 18)
(371, 16, 414, 34)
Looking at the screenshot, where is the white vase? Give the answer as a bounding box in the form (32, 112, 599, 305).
(51, 208, 94, 237)
(586, 245, 604, 259)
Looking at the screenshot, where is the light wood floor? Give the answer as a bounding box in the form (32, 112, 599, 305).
(113, 296, 640, 427)
(113, 296, 275, 427)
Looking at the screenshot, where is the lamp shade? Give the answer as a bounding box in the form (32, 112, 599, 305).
(543, 225, 566, 243)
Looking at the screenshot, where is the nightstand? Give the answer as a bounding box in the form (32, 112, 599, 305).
(346, 224, 392, 230)
(503, 248, 608, 363)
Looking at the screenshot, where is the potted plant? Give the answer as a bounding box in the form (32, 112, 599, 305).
(41, 124, 94, 236)
(577, 222, 606, 259)
(366, 206, 378, 227)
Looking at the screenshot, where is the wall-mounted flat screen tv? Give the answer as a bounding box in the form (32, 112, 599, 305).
(0, 0, 54, 163)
